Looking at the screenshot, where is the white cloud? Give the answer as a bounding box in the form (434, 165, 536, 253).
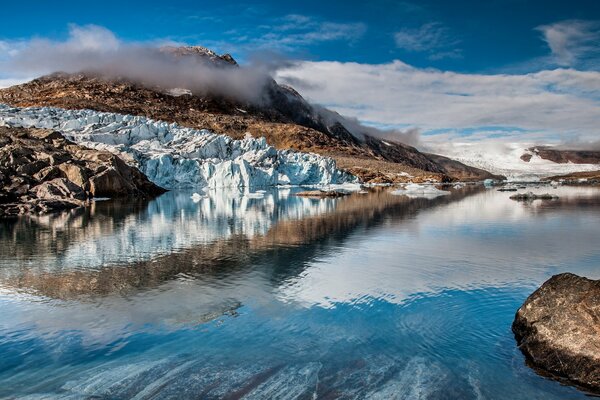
(276, 60, 600, 145)
(394, 22, 461, 60)
(0, 78, 29, 89)
(536, 20, 600, 67)
(219, 14, 367, 53)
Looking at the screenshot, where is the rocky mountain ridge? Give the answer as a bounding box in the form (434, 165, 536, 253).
(0, 46, 503, 183)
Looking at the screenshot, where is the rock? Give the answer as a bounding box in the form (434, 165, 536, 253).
(513, 273, 600, 393)
(295, 190, 351, 198)
(32, 178, 87, 202)
(509, 192, 559, 201)
(57, 162, 88, 188)
(89, 168, 134, 197)
(33, 165, 63, 182)
(0, 126, 166, 217)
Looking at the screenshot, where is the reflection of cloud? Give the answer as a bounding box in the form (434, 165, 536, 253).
(277, 187, 600, 308)
(0, 189, 481, 345)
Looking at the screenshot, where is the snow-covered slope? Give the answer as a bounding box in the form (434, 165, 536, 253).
(432, 142, 600, 181)
(0, 105, 355, 189)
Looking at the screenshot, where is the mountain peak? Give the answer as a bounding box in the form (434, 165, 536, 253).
(159, 46, 238, 66)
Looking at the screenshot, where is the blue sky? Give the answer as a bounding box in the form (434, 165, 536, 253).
(2, 0, 599, 72)
(0, 0, 599, 147)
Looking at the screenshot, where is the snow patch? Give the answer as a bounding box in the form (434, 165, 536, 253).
(166, 88, 192, 97)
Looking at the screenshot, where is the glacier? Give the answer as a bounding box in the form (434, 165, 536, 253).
(0, 104, 356, 189)
(431, 142, 600, 181)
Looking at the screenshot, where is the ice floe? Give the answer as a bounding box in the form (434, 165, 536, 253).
(390, 183, 450, 199)
(0, 104, 356, 189)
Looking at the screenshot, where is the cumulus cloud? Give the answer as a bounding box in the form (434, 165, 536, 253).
(394, 22, 461, 60)
(276, 60, 600, 146)
(536, 19, 600, 67)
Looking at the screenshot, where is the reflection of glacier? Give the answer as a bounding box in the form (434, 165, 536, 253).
(0, 104, 354, 188)
(0, 188, 336, 271)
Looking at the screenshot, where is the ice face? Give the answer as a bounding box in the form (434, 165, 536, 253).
(0, 104, 356, 189)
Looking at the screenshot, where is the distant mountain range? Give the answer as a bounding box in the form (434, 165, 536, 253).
(0, 46, 502, 183)
(520, 147, 600, 165)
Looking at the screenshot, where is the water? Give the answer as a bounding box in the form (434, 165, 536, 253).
(1, 185, 600, 399)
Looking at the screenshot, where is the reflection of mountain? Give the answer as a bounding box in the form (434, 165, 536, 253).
(0, 187, 483, 299)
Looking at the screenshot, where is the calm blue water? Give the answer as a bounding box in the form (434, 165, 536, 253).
(1, 185, 600, 399)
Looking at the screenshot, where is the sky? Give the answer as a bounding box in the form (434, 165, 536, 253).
(0, 0, 599, 148)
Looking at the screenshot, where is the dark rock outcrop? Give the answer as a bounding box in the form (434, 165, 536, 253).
(513, 273, 600, 393)
(0, 126, 166, 216)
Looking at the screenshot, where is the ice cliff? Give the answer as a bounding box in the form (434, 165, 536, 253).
(0, 104, 355, 189)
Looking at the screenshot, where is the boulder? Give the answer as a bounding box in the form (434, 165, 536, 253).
(88, 168, 134, 197)
(513, 273, 600, 393)
(57, 162, 88, 188)
(32, 178, 87, 202)
(509, 192, 559, 201)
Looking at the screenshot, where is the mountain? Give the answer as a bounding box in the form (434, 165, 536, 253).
(433, 142, 600, 181)
(0, 47, 501, 183)
(521, 147, 600, 164)
(0, 104, 354, 190)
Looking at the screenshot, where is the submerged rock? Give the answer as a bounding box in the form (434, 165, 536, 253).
(509, 192, 559, 201)
(513, 273, 600, 393)
(295, 190, 351, 198)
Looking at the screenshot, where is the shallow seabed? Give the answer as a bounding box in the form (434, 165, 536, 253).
(1, 185, 599, 399)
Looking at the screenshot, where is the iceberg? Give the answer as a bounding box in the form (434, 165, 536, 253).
(390, 183, 450, 199)
(0, 104, 356, 189)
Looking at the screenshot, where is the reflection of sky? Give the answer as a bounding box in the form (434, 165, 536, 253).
(1, 186, 599, 398)
(1, 186, 599, 338)
(277, 186, 600, 308)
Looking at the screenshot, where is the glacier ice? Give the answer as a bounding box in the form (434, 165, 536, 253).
(431, 142, 600, 181)
(0, 104, 356, 189)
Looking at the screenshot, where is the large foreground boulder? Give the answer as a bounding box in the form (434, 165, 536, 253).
(0, 126, 166, 216)
(513, 273, 600, 393)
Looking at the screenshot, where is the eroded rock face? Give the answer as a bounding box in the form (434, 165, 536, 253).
(513, 273, 600, 393)
(0, 126, 166, 216)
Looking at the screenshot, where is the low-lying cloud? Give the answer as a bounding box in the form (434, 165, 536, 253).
(276, 59, 600, 147)
(1, 24, 273, 104)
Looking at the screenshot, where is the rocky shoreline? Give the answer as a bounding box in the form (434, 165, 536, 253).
(0, 126, 166, 217)
(513, 273, 600, 394)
